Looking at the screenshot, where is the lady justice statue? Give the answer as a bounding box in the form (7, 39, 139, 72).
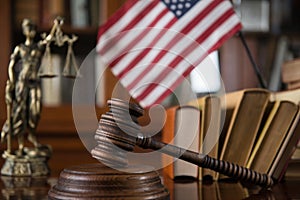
(0, 17, 78, 176)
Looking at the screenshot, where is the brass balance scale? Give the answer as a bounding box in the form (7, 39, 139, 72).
(1, 17, 80, 177)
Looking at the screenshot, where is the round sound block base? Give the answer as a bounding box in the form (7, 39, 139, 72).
(48, 163, 169, 200)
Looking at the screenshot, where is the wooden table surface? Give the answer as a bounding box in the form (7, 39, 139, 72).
(0, 171, 299, 200)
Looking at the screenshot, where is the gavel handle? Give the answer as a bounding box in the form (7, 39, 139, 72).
(136, 137, 274, 188)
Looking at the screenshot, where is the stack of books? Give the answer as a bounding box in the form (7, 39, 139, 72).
(285, 141, 300, 179)
(282, 59, 300, 90)
(162, 88, 300, 182)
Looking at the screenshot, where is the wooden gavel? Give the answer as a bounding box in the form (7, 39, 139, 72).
(91, 98, 274, 188)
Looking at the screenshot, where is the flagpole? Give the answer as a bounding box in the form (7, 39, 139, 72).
(238, 31, 267, 89)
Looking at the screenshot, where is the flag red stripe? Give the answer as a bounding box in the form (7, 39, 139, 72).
(195, 9, 235, 44)
(134, 9, 237, 101)
(117, 18, 177, 79)
(127, 1, 222, 90)
(140, 23, 242, 106)
(179, 0, 224, 35)
(169, 8, 236, 67)
(145, 66, 195, 107)
(112, 0, 219, 74)
(146, 0, 222, 63)
(125, 49, 169, 91)
(97, 0, 139, 41)
(125, 0, 222, 91)
(209, 23, 242, 53)
(108, 8, 170, 68)
(99, 1, 159, 55)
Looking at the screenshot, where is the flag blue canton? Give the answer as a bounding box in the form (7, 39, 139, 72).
(161, 0, 200, 18)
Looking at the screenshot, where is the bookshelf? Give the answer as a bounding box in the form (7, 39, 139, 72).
(0, 0, 128, 134)
(0, 0, 11, 125)
(0, 0, 126, 176)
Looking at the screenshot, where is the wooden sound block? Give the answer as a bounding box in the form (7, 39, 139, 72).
(48, 163, 169, 200)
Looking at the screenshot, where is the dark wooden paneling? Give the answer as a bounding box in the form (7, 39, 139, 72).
(220, 37, 261, 92)
(0, 0, 11, 124)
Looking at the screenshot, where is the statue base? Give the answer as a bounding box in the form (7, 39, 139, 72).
(48, 163, 169, 200)
(1, 146, 51, 177)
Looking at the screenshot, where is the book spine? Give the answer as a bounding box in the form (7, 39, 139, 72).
(269, 108, 300, 180)
(282, 59, 300, 83)
(14, 0, 40, 26)
(277, 147, 297, 181)
(201, 97, 221, 181)
(70, 0, 90, 27)
(161, 107, 177, 179)
(40, 0, 65, 27)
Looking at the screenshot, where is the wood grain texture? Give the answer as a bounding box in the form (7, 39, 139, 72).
(48, 163, 169, 200)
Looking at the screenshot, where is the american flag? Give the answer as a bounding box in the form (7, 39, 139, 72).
(96, 0, 242, 108)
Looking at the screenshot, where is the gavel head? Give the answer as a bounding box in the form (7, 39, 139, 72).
(91, 98, 144, 167)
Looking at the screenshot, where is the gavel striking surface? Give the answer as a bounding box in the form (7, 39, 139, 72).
(48, 163, 169, 200)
